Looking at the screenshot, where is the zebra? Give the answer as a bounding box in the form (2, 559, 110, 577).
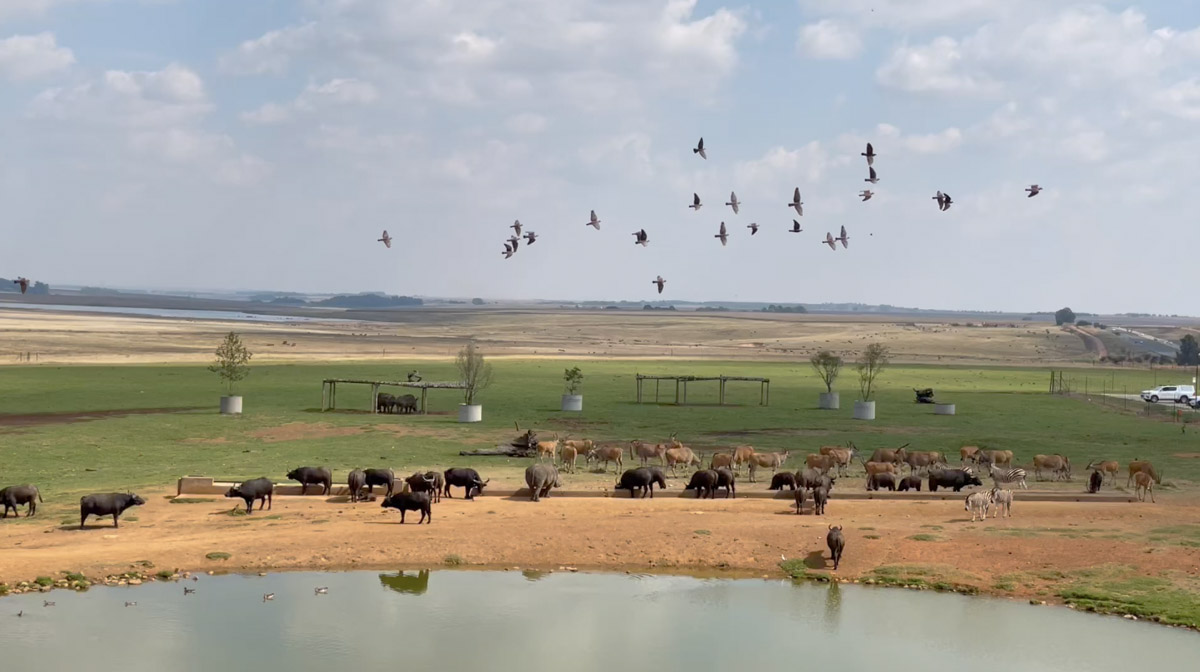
(989, 464, 1028, 490)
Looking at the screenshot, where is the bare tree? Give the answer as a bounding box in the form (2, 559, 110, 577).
(208, 332, 252, 396)
(856, 343, 890, 401)
(456, 341, 494, 405)
(810, 351, 842, 394)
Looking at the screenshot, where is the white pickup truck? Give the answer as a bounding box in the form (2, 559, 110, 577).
(1140, 385, 1195, 404)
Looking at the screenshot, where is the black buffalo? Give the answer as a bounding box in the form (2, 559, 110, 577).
(897, 475, 923, 492)
(793, 487, 807, 515)
(405, 472, 439, 499)
(867, 473, 896, 491)
(1087, 469, 1103, 494)
(812, 485, 829, 515)
(225, 478, 273, 514)
(768, 472, 797, 491)
(376, 392, 395, 413)
(615, 468, 667, 499)
(396, 394, 418, 414)
(364, 469, 396, 498)
(715, 467, 736, 499)
(347, 469, 367, 502)
(928, 469, 983, 492)
(381, 491, 432, 524)
(80, 492, 145, 529)
(827, 525, 845, 571)
(796, 468, 835, 492)
(443, 468, 488, 500)
(685, 470, 719, 499)
(287, 466, 332, 496)
(1, 485, 43, 518)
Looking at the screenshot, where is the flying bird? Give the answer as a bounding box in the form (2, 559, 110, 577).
(714, 222, 728, 246)
(510, 220, 522, 236)
(933, 191, 952, 211)
(523, 231, 537, 245)
(689, 193, 702, 211)
(862, 142, 876, 166)
(586, 210, 601, 230)
(314, 587, 329, 595)
(747, 222, 759, 235)
(502, 242, 515, 259)
(693, 137, 707, 159)
(14, 277, 29, 294)
(652, 275, 666, 294)
(726, 191, 740, 214)
(507, 235, 520, 252)
(837, 225, 849, 249)
(823, 232, 837, 250)
(377, 230, 392, 249)
(1026, 184, 1042, 197)
(633, 229, 648, 247)
(865, 167, 879, 184)
(789, 219, 803, 233)
(788, 187, 804, 216)
(859, 190, 873, 202)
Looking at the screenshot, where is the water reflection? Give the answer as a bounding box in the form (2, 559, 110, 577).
(823, 581, 842, 630)
(522, 569, 551, 582)
(378, 569, 429, 595)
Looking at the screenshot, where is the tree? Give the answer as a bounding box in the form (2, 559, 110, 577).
(563, 366, 583, 395)
(1178, 335, 1200, 366)
(809, 351, 842, 394)
(455, 341, 494, 406)
(1054, 307, 1076, 326)
(208, 332, 252, 396)
(471, 298, 485, 305)
(856, 343, 890, 401)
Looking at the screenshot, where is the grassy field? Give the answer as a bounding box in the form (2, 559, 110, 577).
(1, 359, 1198, 498)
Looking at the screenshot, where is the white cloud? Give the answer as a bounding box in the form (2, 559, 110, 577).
(655, 0, 747, 76)
(796, 20, 861, 60)
(505, 112, 548, 134)
(240, 102, 291, 125)
(0, 32, 74, 79)
(876, 37, 1000, 96)
(218, 22, 319, 75)
(445, 31, 497, 64)
(242, 77, 379, 125)
(1153, 78, 1200, 120)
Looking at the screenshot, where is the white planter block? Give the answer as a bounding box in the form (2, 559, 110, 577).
(818, 392, 840, 410)
(458, 404, 482, 423)
(561, 394, 583, 412)
(220, 396, 243, 415)
(853, 400, 876, 420)
(934, 403, 956, 416)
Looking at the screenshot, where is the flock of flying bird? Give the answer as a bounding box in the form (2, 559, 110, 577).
(366, 136, 1045, 297)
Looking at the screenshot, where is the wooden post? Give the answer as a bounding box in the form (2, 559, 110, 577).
(683, 379, 688, 405)
(655, 378, 660, 403)
(371, 383, 380, 414)
(719, 377, 726, 405)
(675, 378, 680, 405)
(421, 387, 428, 415)
(321, 382, 328, 412)
(636, 376, 642, 404)
(765, 380, 770, 406)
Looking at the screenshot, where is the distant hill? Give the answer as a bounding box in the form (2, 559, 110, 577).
(311, 293, 423, 308)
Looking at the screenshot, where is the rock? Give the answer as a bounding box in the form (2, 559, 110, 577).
(1123, 614, 1138, 621)
(128, 579, 142, 586)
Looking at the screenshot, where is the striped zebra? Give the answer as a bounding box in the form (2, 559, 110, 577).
(989, 464, 1028, 490)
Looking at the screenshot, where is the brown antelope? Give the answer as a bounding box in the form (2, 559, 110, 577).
(1133, 471, 1156, 502)
(819, 443, 859, 477)
(977, 449, 1014, 468)
(562, 438, 594, 455)
(869, 444, 909, 468)
(560, 445, 578, 474)
(904, 450, 947, 476)
(587, 445, 624, 474)
(731, 445, 757, 473)
(861, 460, 898, 479)
(806, 453, 837, 475)
(960, 445, 981, 465)
(1085, 460, 1119, 484)
(1031, 454, 1071, 481)
(534, 433, 560, 462)
(709, 452, 733, 470)
(664, 446, 701, 475)
(1126, 460, 1161, 488)
(628, 440, 666, 466)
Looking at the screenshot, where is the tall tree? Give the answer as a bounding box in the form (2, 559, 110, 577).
(810, 351, 843, 393)
(1178, 335, 1200, 366)
(208, 332, 252, 396)
(1054, 307, 1076, 325)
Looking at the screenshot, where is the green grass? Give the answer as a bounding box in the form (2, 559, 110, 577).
(34, 576, 53, 587)
(907, 534, 941, 542)
(205, 552, 230, 560)
(868, 565, 979, 594)
(0, 360, 1197, 496)
(170, 498, 214, 504)
(443, 554, 463, 566)
(1054, 566, 1200, 627)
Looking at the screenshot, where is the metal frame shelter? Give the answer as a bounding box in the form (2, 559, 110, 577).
(635, 374, 770, 406)
(321, 379, 468, 414)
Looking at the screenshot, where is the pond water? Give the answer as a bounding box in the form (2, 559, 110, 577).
(1, 571, 1195, 671)
(0, 302, 356, 323)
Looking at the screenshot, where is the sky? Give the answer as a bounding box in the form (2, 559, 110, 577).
(2, 0, 1199, 314)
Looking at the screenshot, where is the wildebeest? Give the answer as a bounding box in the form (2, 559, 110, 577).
(615, 468, 666, 499)
(811, 485, 829, 515)
(818, 443, 858, 477)
(768, 472, 797, 491)
(685, 469, 719, 499)
(867, 473, 896, 491)
(1, 485, 42, 518)
(1085, 460, 1119, 484)
(364, 468, 396, 498)
(560, 445, 579, 474)
(664, 446, 701, 475)
(827, 525, 845, 570)
(347, 469, 366, 502)
(1087, 469, 1103, 494)
(405, 471, 440, 499)
(1133, 471, 1156, 502)
(524, 464, 562, 502)
(1032, 454, 1071, 481)
(965, 491, 992, 522)
(990, 487, 1013, 518)
(224, 478, 273, 514)
(80, 492, 146, 528)
(286, 466, 332, 496)
(928, 469, 983, 492)
(1126, 460, 1161, 488)
(896, 475, 922, 492)
(587, 445, 625, 474)
(381, 491, 432, 524)
(793, 487, 807, 514)
(443, 468, 488, 500)
(715, 467, 736, 498)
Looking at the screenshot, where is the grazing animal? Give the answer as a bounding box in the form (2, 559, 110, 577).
(588, 445, 625, 474)
(382, 491, 432, 524)
(442, 468, 488, 500)
(561, 438, 594, 456)
(1031, 454, 1071, 481)
(928, 469, 983, 492)
(976, 449, 1013, 468)
(364, 468, 396, 498)
(524, 464, 562, 502)
(286, 466, 332, 496)
(709, 452, 734, 470)
(730, 445, 757, 473)
(404, 472, 439, 499)
(560, 445, 579, 474)
(896, 475, 922, 492)
(630, 437, 669, 466)
(395, 394, 418, 414)
(1085, 460, 1119, 484)
(750, 451, 789, 475)
(965, 491, 993, 522)
(869, 444, 909, 468)
(811, 486, 829, 515)
(347, 469, 367, 502)
(80, 492, 146, 529)
(819, 443, 859, 477)
(990, 488, 1013, 518)
(1133, 471, 1156, 503)
(862, 460, 898, 479)
(1126, 460, 1161, 487)
(664, 446, 701, 475)
(793, 487, 807, 514)
(0, 485, 43, 518)
(534, 434, 560, 462)
(685, 470, 719, 499)
(1087, 469, 1103, 494)
(989, 464, 1029, 490)
(827, 525, 845, 570)
(796, 468, 835, 492)
(376, 392, 396, 413)
(715, 467, 736, 499)
(806, 453, 837, 475)
(866, 473, 896, 491)
(423, 471, 444, 503)
(615, 468, 666, 499)
(902, 450, 946, 475)
(224, 479, 273, 514)
(959, 445, 981, 465)
(768, 472, 797, 491)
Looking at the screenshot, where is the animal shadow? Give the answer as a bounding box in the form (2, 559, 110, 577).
(804, 551, 827, 570)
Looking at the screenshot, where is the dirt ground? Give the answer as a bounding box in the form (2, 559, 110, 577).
(3, 489, 1197, 606)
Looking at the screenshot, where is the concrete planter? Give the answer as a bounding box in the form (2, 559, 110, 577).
(458, 404, 482, 423)
(818, 392, 840, 410)
(219, 396, 243, 415)
(561, 394, 583, 412)
(934, 403, 956, 416)
(853, 400, 876, 420)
